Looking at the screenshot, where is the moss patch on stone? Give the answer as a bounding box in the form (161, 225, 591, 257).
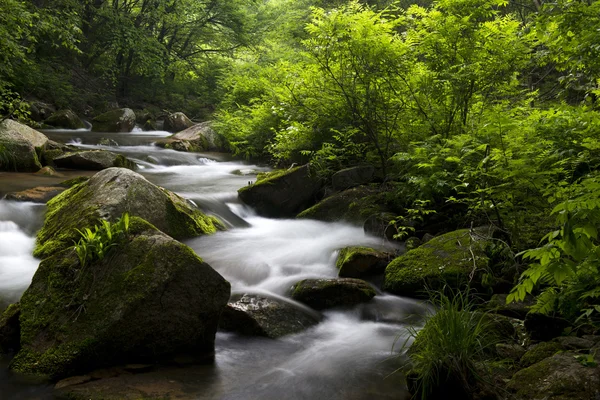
(520, 341, 565, 367)
(383, 228, 495, 297)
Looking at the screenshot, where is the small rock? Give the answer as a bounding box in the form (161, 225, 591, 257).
(290, 278, 376, 310)
(496, 343, 526, 362)
(520, 341, 565, 367)
(163, 112, 194, 132)
(220, 294, 320, 338)
(35, 166, 62, 177)
(98, 137, 119, 146)
(4, 186, 65, 203)
(54, 375, 92, 389)
(421, 233, 434, 243)
(336, 246, 391, 278)
(555, 336, 594, 350)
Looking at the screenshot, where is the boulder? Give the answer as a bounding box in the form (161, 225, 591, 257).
(41, 140, 75, 167)
(507, 352, 600, 400)
(91, 109, 136, 132)
(220, 293, 320, 338)
(34, 167, 224, 260)
(44, 110, 85, 130)
(383, 227, 496, 297)
(238, 164, 323, 218)
(10, 218, 230, 380)
(332, 165, 375, 191)
(53, 150, 137, 171)
(290, 278, 376, 310)
(297, 185, 388, 225)
(155, 121, 228, 152)
(0, 119, 48, 172)
(520, 341, 565, 367)
(35, 166, 62, 177)
(555, 336, 595, 350)
(4, 186, 65, 203)
(28, 101, 56, 122)
(336, 246, 391, 278)
(0, 303, 20, 353)
(163, 112, 194, 133)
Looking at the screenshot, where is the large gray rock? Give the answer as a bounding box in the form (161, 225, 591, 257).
(220, 294, 320, 338)
(507, 352, 600, 400)
(10, 218, 230, 380)
(53, 150, 137, 171)
(155, 121, 228, 152)
(91, 109, 136, 132)
(34, 167, 224, 260)
(163, 112, 194, 133)
(0, 119, 48, 171)
(332, 165, 375, 191)
(290, 278, 376, 310)
(238, 164, 323, 218)
(44, 110, 85, 130)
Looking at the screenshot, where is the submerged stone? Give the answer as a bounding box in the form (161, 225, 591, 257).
(220, 293, 320, 338)
(4, 186, 65, 203)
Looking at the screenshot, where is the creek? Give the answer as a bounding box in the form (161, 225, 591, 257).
(0, 128, 427, 399)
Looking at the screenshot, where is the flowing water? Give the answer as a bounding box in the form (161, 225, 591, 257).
(0, 128, 428, 399)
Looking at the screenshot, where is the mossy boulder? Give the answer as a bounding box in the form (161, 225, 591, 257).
(34, 167, 224, 260)
(0, 119, 49, 171)
(91, 109, 136, 132)
(520, 341, 565, 367)
(290, 278, 376, 310)
(40, 140, 75, 167)
(44, 110, 86, 130)
(220, 293, 320, 338)
(53, 150, 137, 171)
(238, 164, 323, 218)
(155, 121, 228, 153)
(507, 352, 600, 400)
(336, 246, 392, 278)
(297, 185, 388, 225)
(4, 186, 66, 203)
(0, 303, 21, 353)
(10, 218, 230, 380)
(383, 227, 496, 297)
(163, 112, 194, 133)
(331, 165, 375, 191)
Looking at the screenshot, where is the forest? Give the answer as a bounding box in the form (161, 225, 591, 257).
(1, 0, 600, 398)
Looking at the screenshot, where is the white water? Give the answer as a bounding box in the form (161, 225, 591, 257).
(0, 202, 42, 302)
(0, 132, 427, 399)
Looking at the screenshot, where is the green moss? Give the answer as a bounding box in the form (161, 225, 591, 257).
(520, 342, 564, 367)
(336, 246, 381, 269)
(113, 154, 137, 170)
(33, 182, 97, 259)
(59, 176, 90, 187)
(383, 228, 492, 296)
(163, 192, 224, 238)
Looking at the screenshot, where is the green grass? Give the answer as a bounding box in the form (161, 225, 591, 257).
(403, 288, 497, 400)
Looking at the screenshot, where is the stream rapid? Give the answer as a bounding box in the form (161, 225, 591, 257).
(0, 128, 427, 399)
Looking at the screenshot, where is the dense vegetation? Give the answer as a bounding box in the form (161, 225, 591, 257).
(2, 0, 600, 396)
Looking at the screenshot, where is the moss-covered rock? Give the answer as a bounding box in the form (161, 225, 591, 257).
(53, 150, 137, 171)
(155, 121, 228, 153)
(220, 293, 320, 338)
(520, 341, 565, 367)
(297, 184, 388, 225)
(507, 352, 600, 400)
(383, 227, 496, 297)
(91, 109, 136, 132)
(290, 278, 376, 310)
(34, 167, 224, 259)
(238, 164, 323, 218)
(0, 303, 20, 353)
(163, 112, 194, 133)
(44, 110, 85, 130)
(10, 219, 230, 380)
(336, 246, 392, 278)
(0, 119, 48, 171)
